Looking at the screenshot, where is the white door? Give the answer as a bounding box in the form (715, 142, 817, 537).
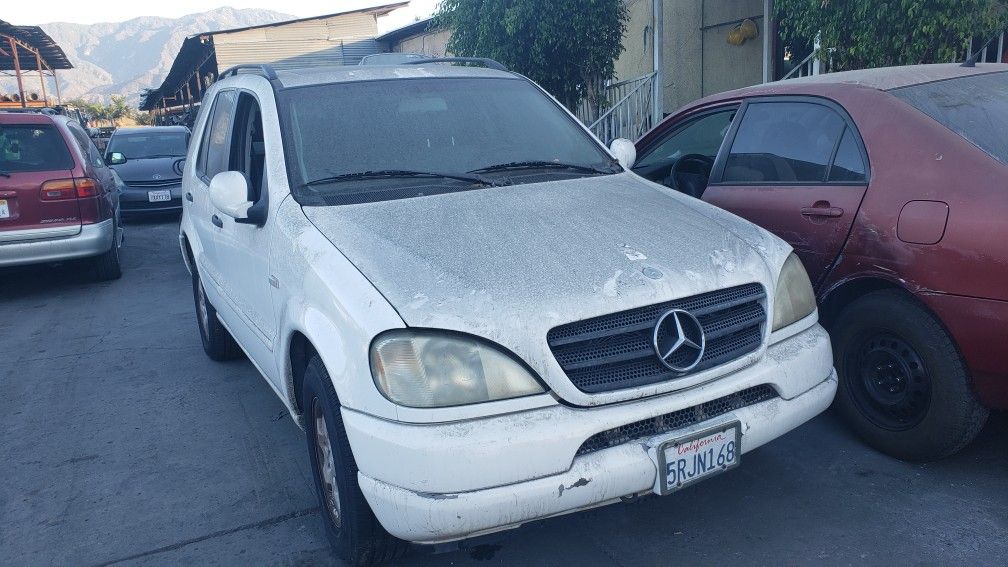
(211, 88, 280, 384)
(190, 89, 237, 290)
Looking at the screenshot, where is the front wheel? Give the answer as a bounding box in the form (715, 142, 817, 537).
(831, 290, 988, 461)
(191, 271, 241, 361)
(301, 356, 407, 565)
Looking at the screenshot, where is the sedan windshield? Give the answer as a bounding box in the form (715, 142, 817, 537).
(108, 132, 188, 159)
(280, 77, 618, 205)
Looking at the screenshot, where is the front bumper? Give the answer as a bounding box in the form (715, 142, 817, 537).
(0, 220, 113, 268)
(344, 323, 836, 544)
(120, 187, 183, 214)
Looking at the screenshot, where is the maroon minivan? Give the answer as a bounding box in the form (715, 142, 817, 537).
(0, 111, 122, 279)
(634, 63, 1008, 461)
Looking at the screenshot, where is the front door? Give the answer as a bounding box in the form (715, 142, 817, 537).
(211, 90, 278, 382)
(703, 99, 869, 284)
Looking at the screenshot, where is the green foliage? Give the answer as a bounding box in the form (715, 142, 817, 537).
(68, 95, 136, 127)
(776, 0, 1008, 70)
(434, 0, 629, 108)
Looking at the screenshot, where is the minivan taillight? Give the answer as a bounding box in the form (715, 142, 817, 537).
(39, 178, 98, 200)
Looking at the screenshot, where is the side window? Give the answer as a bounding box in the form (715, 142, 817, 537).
(230, 92, 267, 203)
(828, 127, 866, 182)
(196, 90, 237, 182)
(723, 102, 846, 183)
(635, 109, 736, 170)
(66, 122, 104, 168)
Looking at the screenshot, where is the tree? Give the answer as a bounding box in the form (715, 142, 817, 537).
(776, 0, 1008, 71)
(434, 0, 628, 109)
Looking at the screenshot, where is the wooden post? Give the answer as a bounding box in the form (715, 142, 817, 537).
(35, 51, 47, 103)
(9, 37, 26, 108)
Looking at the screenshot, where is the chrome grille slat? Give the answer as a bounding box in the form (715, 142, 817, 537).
(125, 178, 181, 188)
(547, 283, 767, 394)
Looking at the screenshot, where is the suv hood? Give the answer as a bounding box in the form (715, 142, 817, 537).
(302, 173, 790, 404)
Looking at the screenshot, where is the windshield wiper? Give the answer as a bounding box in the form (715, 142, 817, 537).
(469, 160, 619, 175)
(0, 171, 10, 178)
(305, 169, 500, 187)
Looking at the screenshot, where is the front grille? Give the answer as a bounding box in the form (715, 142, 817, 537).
(575, 384, 778, 456)
(125, 178, 181, 188)
(547, 283, 766, 393)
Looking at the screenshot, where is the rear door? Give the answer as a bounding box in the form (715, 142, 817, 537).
(189, 89, 237, 287)
(703, 98, 870, 284)
(0, 119, 81, 241)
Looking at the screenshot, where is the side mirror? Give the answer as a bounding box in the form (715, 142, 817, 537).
(108, 152, 127, 165)
(208, 171, 252, 220)
(609, 138, 637, 170)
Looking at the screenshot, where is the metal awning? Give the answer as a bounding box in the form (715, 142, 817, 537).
(0, 20, 73, 72)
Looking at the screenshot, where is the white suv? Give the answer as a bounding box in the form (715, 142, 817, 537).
(180, 60, 837, 564)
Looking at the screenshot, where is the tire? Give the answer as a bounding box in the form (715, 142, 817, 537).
(831, 290, 988, 461)
(191, 271, 241, 361)
(91, 222, 122, 281)
(301, 355, 408, 566)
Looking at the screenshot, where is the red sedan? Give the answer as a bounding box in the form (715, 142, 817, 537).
(634, 63, 1008, 461)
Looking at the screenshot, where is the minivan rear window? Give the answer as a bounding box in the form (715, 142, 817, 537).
(891, 71, 1008, 166)
(0, 124, 75, 173)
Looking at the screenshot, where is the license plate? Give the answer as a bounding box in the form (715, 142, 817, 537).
(655, 421, 741, 495)
(148, 190, 171, 203)
(0, 199, 8, 218)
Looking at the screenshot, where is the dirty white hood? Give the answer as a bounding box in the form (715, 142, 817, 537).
(302, 173, 789, 403)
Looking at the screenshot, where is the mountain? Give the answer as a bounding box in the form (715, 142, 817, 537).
(8, 8, 294, 106)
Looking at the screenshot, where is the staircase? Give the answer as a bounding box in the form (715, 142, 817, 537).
(576, 71, 659, 146)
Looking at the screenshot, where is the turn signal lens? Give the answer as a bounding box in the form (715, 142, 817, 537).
(74, 178, 98, 198)
(39, 178, 98, 200)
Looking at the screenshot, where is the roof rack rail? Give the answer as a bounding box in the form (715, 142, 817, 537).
(404, 57, 507, 71)
(219, 64, 279, 81)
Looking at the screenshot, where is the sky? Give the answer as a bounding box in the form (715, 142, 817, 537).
(2, 0, 438, 32)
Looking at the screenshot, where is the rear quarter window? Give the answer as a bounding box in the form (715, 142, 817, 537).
(891, 72, 1008, 166)
(0, 124, 75, 172)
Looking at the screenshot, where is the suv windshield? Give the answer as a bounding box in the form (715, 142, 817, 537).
(0, 124, 75, 173)
(891, 71, 1008, 166)
(279, 77, 618, 205)
(107, 131, 188, 159)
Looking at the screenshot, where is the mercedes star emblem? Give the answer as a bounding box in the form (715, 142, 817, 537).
(653, 309, 706, 372)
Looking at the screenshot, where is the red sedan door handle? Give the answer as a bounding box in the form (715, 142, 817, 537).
(801, 201, 844, 218)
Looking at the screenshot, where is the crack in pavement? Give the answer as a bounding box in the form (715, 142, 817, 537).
(90, 506, 321, 566)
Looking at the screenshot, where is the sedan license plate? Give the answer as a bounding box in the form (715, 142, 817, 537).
(148, 190, 171, 203)
(0, 199, 8, 218)
(655, 422, 741, 495)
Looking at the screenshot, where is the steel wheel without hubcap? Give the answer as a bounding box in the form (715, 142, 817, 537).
(312, 397, 342, 528)
(845, 332, 931, 431)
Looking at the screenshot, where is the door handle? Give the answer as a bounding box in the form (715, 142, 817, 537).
(801, 203, 844, 218)
(212, 214, 223, 228)
(185, 192, 193, 202)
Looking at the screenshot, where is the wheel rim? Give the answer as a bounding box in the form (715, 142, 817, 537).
(196, 282, 210, 337)
(844, 331, 931, 431)
(312, 397, 342, 527)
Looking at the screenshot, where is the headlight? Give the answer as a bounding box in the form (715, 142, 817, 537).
(370, 330, 546, 408)
(771, 253, 816, 332)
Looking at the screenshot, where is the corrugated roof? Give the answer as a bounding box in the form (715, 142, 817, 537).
(0, 19, 73, 72)
(141, 3, 407, 111)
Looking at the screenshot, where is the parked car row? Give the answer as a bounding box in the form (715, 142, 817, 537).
(4, 58, 1004, 567)
(0, 113, 189, 278)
